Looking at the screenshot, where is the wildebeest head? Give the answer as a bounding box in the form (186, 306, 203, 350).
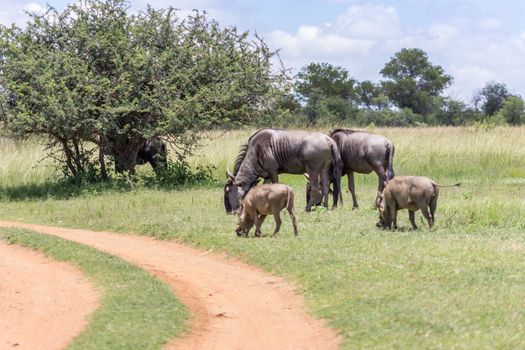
(224, 171, 240, 214)
(304, 173, 331, 207)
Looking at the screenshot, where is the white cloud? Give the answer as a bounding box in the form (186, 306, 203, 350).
(479, 18, 501, 30)
(335, 5, 401, 39)
(24, 3, 46, 16)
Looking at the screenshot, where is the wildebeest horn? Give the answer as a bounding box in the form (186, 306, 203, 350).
(226, 170, 235, 180)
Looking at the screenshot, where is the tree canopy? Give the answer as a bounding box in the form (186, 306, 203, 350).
(476, 81, 510, 117)
(380, 48, 452, 115)
(0, 0, 288, 176)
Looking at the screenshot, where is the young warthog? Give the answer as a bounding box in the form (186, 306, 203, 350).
(235, 184, 298, 237)
(376, 176, 460, 230)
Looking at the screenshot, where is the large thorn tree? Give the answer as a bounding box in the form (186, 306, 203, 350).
(0, 0, 288, 176)
(380, 48, 452, 115)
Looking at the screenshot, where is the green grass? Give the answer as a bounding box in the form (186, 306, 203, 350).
(0, 228, 188, 350)
(1, 126, 525, 349)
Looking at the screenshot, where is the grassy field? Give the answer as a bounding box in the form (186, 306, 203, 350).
(0, 228, 187, 350)
(1, 126, 525, 348)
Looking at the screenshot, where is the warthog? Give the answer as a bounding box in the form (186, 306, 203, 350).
(235, 183, 298, 237)
(376, 176, 460, 230)
(224, 128, 342, 214)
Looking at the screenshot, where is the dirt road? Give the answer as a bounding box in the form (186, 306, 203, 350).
(0, 241, 99, 350)
(0, 221, 341, 350)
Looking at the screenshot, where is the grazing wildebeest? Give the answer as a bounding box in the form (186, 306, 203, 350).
(136, 139, 167, 171)
(224, 129, 342, 214)
(235, 183, 298, 237)
(306, 129, 395, 209)
(376, 176, 460, 230)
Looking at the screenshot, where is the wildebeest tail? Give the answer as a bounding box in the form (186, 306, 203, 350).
(386, 143, 395, 180)
(330, 141, 343, 207)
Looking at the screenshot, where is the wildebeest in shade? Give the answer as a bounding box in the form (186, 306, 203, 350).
(376, 176, 460, 230)
(136, 139, 167, 171)
(224, 129, 343, 214)
(235, 183, 298, 237)
(306, 129, 395, 209)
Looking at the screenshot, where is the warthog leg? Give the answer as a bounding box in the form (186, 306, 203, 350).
(254, 214, 267, 237)
(271, 211, 282, 237)
(421, 206, 433, 228)
(409, 210, 418, 230)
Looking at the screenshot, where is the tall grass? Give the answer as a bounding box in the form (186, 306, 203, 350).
(189, 126, 525, 183)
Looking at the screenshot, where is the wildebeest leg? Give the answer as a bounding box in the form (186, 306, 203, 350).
(408, 210, 418, 230)
(305, 170, 321, 212)
(255, 214, 267, 237)
(348, 172, 358, 209)
(421, 206, 433, 228)
(371, 162, 388, 206)
(272, 211, 282, 237)
(320, 168, 330, 208)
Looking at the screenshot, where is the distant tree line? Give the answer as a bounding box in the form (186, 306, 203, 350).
(287, 48, 524, 127)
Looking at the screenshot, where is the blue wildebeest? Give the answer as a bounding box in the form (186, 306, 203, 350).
(136, 139, 167, 171)
(306, 129, 395, 209)
(224, 129, 343, 214)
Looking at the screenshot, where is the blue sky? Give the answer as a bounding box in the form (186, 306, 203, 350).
(2, 0, 525, 101)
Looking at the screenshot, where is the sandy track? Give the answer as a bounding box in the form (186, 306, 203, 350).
(0, 241, 99, 350)
(0, 221, 341, 350)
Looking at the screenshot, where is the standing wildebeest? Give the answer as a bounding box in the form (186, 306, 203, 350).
(136, 139, 167, 171)
(306, 129, 395, 209)
(235, 183, 298, 237)
(224, 129, 343, 214)
(376, 176, 460, 230)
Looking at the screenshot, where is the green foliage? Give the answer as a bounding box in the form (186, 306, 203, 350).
(0, 228, 187, 349)
(0, 0, 288, 176)
(380, 48, 453, 115)
(295, 62, 358, 101)
(498, 95, 524, 125)
(477, 81, 510, 116)
(294, 62, 357, 124)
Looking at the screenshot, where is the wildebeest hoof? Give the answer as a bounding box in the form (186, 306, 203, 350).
(352, 206, 359, 210)
(304, 206, 312, 212)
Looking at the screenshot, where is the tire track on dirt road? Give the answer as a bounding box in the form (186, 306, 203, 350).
(0, 221, 341, 350)
(0, 241, 99, 350)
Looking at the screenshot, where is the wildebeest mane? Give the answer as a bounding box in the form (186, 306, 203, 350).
(330, 128, 359, 136)
(233, 144, 249, 175)
(233, 128, 280, 175)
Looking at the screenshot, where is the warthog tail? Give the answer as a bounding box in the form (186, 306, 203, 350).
(434, 182, 461, 187)
(386, 143, 395, 181)
(286, 186, 294, 212)
(330, 142, 343, 207)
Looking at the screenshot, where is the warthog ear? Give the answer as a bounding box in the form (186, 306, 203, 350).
(226, 170, 235, 181)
